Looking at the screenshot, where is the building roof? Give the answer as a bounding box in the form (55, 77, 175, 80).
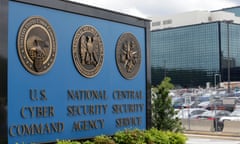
(212, 6, 240, 12)
(151, 10, 240, 31)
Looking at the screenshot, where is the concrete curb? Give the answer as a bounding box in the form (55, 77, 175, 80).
(184, 130, 240, 140)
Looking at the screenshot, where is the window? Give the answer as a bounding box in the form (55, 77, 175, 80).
(152, 21, 161, 27)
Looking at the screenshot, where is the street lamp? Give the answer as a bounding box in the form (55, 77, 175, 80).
(163, 60, 166, 78)
(214, 74, 221, 89)
(225, 20, 233, 94)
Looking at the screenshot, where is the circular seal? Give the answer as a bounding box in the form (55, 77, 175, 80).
(17, 16, 57, 75)
(116, 33, 141, 79)
(72, 25, 104, 78)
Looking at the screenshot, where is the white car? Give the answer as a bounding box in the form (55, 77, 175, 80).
(197, 101, 210, 109)
(219, 110, 240, 122)
(175, 108, 208, 119)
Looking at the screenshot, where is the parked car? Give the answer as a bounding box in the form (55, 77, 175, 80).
(234, 103, 240, 110)
(219, 110, 240, 122)
(172, 97, 185, 109)
(197, 110, 231, 120)
(181, 101, 196, 108)
(197, 101, 210, 109)
(222, 97, 239, 112)
(205, 99, 225, 111)
(197, 110, 231, 131)
(196, 95, 211, 103)
(176, 108, 207, 119)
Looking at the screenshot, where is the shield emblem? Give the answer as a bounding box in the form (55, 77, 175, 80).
(33, 48, 45, 72)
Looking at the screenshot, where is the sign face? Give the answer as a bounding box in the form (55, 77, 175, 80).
(5, 1, 150, 144)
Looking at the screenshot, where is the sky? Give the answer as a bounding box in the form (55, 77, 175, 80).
(70, 0, 240, 18)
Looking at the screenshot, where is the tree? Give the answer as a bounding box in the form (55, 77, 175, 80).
(151, 77, 183, 132)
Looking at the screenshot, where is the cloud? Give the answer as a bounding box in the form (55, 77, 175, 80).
(123, 7, 149, 18)
(69, 0, 149, 17)
(136, 0, 240, 17)
(69, 0, 240, 18)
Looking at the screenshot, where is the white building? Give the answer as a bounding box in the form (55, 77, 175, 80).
(151, 10, 240, 31)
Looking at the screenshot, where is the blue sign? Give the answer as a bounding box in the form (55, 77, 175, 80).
(6, 1, 150, 143)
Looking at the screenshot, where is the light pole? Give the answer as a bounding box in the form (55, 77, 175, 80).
(214, 74, 221, 89)
(225, 20, 233, 94)
(163, 60, 166, 78)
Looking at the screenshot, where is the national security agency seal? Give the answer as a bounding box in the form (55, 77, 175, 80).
(116, 33, 141, 79)
(72, 25, 104, 78)
(17, 16, 57, 75)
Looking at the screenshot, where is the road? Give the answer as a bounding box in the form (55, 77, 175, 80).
(186, 134, 240, 144)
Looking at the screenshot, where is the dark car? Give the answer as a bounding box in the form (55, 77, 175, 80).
(205, 99, 225, 111)
(222, 97, 240, 112)
(172, 97, 185, 109)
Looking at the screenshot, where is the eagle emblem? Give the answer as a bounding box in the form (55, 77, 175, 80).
(72, 25, 104, 78)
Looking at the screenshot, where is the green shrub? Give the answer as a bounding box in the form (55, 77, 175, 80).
(56, 140, 81, 144)
(152, 77, 183, 132)
(56, 128, 187, 144)
(166, 131, 187, 144)
(94, 135, 115, 144)
(113, 129, 146, 144)
(144, 128, 169, 144)
(81, 140, 94, 144)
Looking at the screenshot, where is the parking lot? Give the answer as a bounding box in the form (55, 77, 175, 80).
(171, 88, 240, 132)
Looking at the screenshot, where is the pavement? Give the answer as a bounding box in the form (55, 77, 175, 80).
(186, 135, 240, 144)
(184, 130, 240, 140)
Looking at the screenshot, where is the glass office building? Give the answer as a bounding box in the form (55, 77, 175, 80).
(151, 21, 240, 88)
(221, 6, 240, 17)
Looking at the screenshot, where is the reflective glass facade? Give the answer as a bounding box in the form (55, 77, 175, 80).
(222, 7, 240, 17)
(220, 23, 240, 83)
(151, 22, 240, 88)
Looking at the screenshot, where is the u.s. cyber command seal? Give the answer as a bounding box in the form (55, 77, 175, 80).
(17, 16, 57, 75)
(72, 25, 104, 78)
(116, 33, 141, 79)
